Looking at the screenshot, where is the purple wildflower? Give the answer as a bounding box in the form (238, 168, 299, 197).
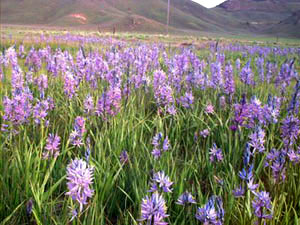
(85, 148, 91, 162)
(34, 74, 48, 97)
(149, 171, 173, 193)
(248, 127, 265, 154)
(162, 136, 170, 151)
(33, 98, 54, 124)
(256, 56, 265, 82)
(266, 62, 275, 83)
(178, 91, 194, 108)
(69, 116, 86, 147)
(240, 61, 255, 86)
(205, 104, 215, 114)
(275, 60, 295, 94)
(120, 150, 129, 164)
(66, 158, 94, 212)
(232, 186, 245, 198)
(25, 47, 42, 71)
(247, 178, 259, 192)
(264, 148, 287, 183)
(252, 191, 273, 221)
(152, 133, 163, 148)
(5, 46, 18, 67)
(176, 192, 196, 206)
(209, 143, 223, 162)
(167, 105, 177, 115)
(43, 134, 61, 159)
(264, 94, 281, 124)
(239, 164, 254, 182)
(233, 96, 268, 129)
(200, 129, 210, 138)
(140, 193, 169, 225)
(281, 115, 300, 147)
(70, 208, 78, 221)
(196, 196, 224, 225)
(153, 70, 174, 111)
(243, 143, 252, 166)
(84, 94, 94, 114)
(64, 71, 77, 99)
(196, 202, 217, 224)
(26, 199, 33, 216)
(85, 137, 91, 162)
(230, 124, 237, 131)
(1, 89, 33, 131)
(152, 148, 162, 159)
(287, 80, 300, 114)
(287, 148, 300, 164)
(96, 86, 122, 120)
(223, 62, 235, 95)
(11, 65, 25, 94)
(18, 44, 25, 58)
(25, 69, 33, 84)
(210, 61, 223, 89)
(270, 158, 287, 183)
(151, 133, 170, 159)
(236, 58, 241, 71)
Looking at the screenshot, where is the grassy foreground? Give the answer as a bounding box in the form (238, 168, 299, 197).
(0, 32, 300, 225)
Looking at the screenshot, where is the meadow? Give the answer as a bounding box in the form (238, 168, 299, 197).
(0, 31, 300, 225)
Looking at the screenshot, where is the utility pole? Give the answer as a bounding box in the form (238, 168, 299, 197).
(167, 0, 170, 35)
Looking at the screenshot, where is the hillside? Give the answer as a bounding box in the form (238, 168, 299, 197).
(0, 0, 244, 34)
(215, 0, 300, 22)
(265, 10, 300, 37)
(214, 0, 300, 38)
(0, 0, 300, 37)
(218, 0, 290, 12)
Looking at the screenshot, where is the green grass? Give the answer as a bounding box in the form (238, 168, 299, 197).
(0, 32, 300, 225)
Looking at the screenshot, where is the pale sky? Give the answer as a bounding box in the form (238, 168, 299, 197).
(191, 0, 227, 8)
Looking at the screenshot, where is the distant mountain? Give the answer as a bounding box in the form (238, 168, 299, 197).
(281, 10, 300, 25)
(265, 10, 300, 37)
(217, 0, 297, 12)
(214, 0, 300, 37)
(0, 0, 243, 34)
(0, 0, 299, 38)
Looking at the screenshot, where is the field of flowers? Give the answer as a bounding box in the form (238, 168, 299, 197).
(0, 33, 300, 225)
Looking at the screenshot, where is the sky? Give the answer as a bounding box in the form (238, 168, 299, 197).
(191, 0, 227, 8)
